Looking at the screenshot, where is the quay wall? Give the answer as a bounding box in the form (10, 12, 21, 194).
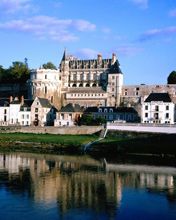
(0, 126, 103, 135)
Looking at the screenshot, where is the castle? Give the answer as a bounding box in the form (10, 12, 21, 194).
(28, 50, 176, 112)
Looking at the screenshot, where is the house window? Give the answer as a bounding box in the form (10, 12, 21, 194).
(166, 106, 169, 110)
(27, 115, 29, 119)
(112, 76, 115, 80)
(154, 113, 159, 119)
(4, 116, 7, 122)
(45, 75, 47, 79)
(22, 114, 24, 119)
(4, 109, 7, 114)
(166, 113, 169, 119)
(35, 108, 38, 112)
(112, 88, 115, 92)
(145, 113, 148, 117)
(145, 105, 148, 110)
(155, 106, 159, 111)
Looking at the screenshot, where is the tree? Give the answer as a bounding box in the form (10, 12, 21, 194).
(167, 71, 176, 84)
(7, 61, 30, 82)
(42, 62, 57, 70)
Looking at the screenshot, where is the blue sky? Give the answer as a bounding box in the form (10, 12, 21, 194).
(0, 0, 176, 85)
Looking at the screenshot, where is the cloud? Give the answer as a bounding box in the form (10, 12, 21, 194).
(75, 48, 99, 59)
(169, 9, 176, 17)
(130, 0, 148, 9)
(0, 0, 32, 13)
(139, 26, 176, 41)
(0, 15, 96, 42)
(116, 45, 142, 56)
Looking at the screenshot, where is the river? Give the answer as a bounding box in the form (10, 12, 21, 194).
(0, 153, 176, 220)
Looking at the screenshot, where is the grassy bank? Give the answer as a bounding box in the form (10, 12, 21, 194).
(88, 131, 176, 159)
(0, 133, 97, 154)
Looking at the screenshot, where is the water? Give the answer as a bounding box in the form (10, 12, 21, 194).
(0, 153, 176, 220)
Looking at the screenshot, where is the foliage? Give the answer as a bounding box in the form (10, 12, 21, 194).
(167, 71, 176, 84)
(42, 62, 57, 70)
(0, 60, 30, 83)
(78, 114, 106, 126)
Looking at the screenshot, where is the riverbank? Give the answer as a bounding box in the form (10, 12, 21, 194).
(0, 132, 176, 162)
(88, 131, 176, 159)
(0, 133, 98, 155)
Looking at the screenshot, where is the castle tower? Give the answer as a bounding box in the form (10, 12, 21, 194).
(60, 49, 70, 88)
(106, 54, 123, 106)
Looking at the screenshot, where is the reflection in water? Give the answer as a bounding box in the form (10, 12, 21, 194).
(0, 153, 176, 220)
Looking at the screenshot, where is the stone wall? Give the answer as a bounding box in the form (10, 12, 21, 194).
(0, 125, 103, 135)
(0, 83, 28, 98)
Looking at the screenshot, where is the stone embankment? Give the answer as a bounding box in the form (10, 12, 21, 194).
(0, 125, 103, 135)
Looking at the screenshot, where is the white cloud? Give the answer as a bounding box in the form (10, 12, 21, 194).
(169, 9, 176, 17)
(116, 45, 142, 56)
(0, 0, 32, 13)
(75, 48, 99, 59)
(139, 26, 176, 41)
(0, 15, 96, 42)
(130, 0, 148, 9)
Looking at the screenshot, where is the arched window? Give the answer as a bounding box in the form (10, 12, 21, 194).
(92, 83, 97, 87)
(85, 83, 90, 87)
(45, 86, 47, 94)
(72, 84, 77, 87)
(79, 83, 83, 87)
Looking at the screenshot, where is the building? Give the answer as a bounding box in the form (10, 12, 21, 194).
(0, 98, 10, 126)
(54, 103, 83, 127)
(141, 93, 175, 124)
(18, 98, 33, 126)
(84, 106, 139, 122)
(31, 97, 56, 126)
(28, 50, 123, 109)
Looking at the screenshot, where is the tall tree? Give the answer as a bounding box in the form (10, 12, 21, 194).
(42, 62, 57, 70)
(167, 71, 176, 84)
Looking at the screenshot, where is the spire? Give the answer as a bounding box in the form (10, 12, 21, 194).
(62, 48, 67, 61)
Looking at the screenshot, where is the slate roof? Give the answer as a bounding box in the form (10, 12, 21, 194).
(20, 100, 33, 111)
(84, 106, 137, 113)
(68, 87, 106, 94)
(0, 98, 9, 107)
(38, 97, 52, 108)
(59, 103, 84, 112)
(144, 93, 172, 103)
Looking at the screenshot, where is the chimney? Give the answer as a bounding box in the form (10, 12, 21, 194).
(21, 96, 24, 105)
(112, 53, 116, 64)
(9, 96, 13, 103)
(97, 54, 102, 63)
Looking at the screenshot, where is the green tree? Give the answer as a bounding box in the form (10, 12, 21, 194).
(167, 71, 176, 84)
(0, 65, 5, 81)
(42, 62, 57, 70)
(7, 61, 30, 82)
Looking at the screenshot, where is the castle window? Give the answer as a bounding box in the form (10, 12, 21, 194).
(112, 88, 115, 92)
(72, 84, 76, 87)
(99, 108, 102, 113)
(109, 108, 113, 113)
(85, 83, 90, 87)
(45, 86, 47, 94)
(104, 108, 107, 113)
(136, 91, 138, 96)
(92, 83, 97, 87)
(125, 92, 128, 96)
(79, 83, 83, 87)
(51, 96, 53, 103)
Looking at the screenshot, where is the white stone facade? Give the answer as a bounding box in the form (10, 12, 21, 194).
(28, 52, 123, 109)
(141, 94, 175, 124)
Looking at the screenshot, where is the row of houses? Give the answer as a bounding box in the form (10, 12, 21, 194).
(0, 92, 175, 127)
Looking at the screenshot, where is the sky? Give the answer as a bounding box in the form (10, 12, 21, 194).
(0, 0, 176, 85)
